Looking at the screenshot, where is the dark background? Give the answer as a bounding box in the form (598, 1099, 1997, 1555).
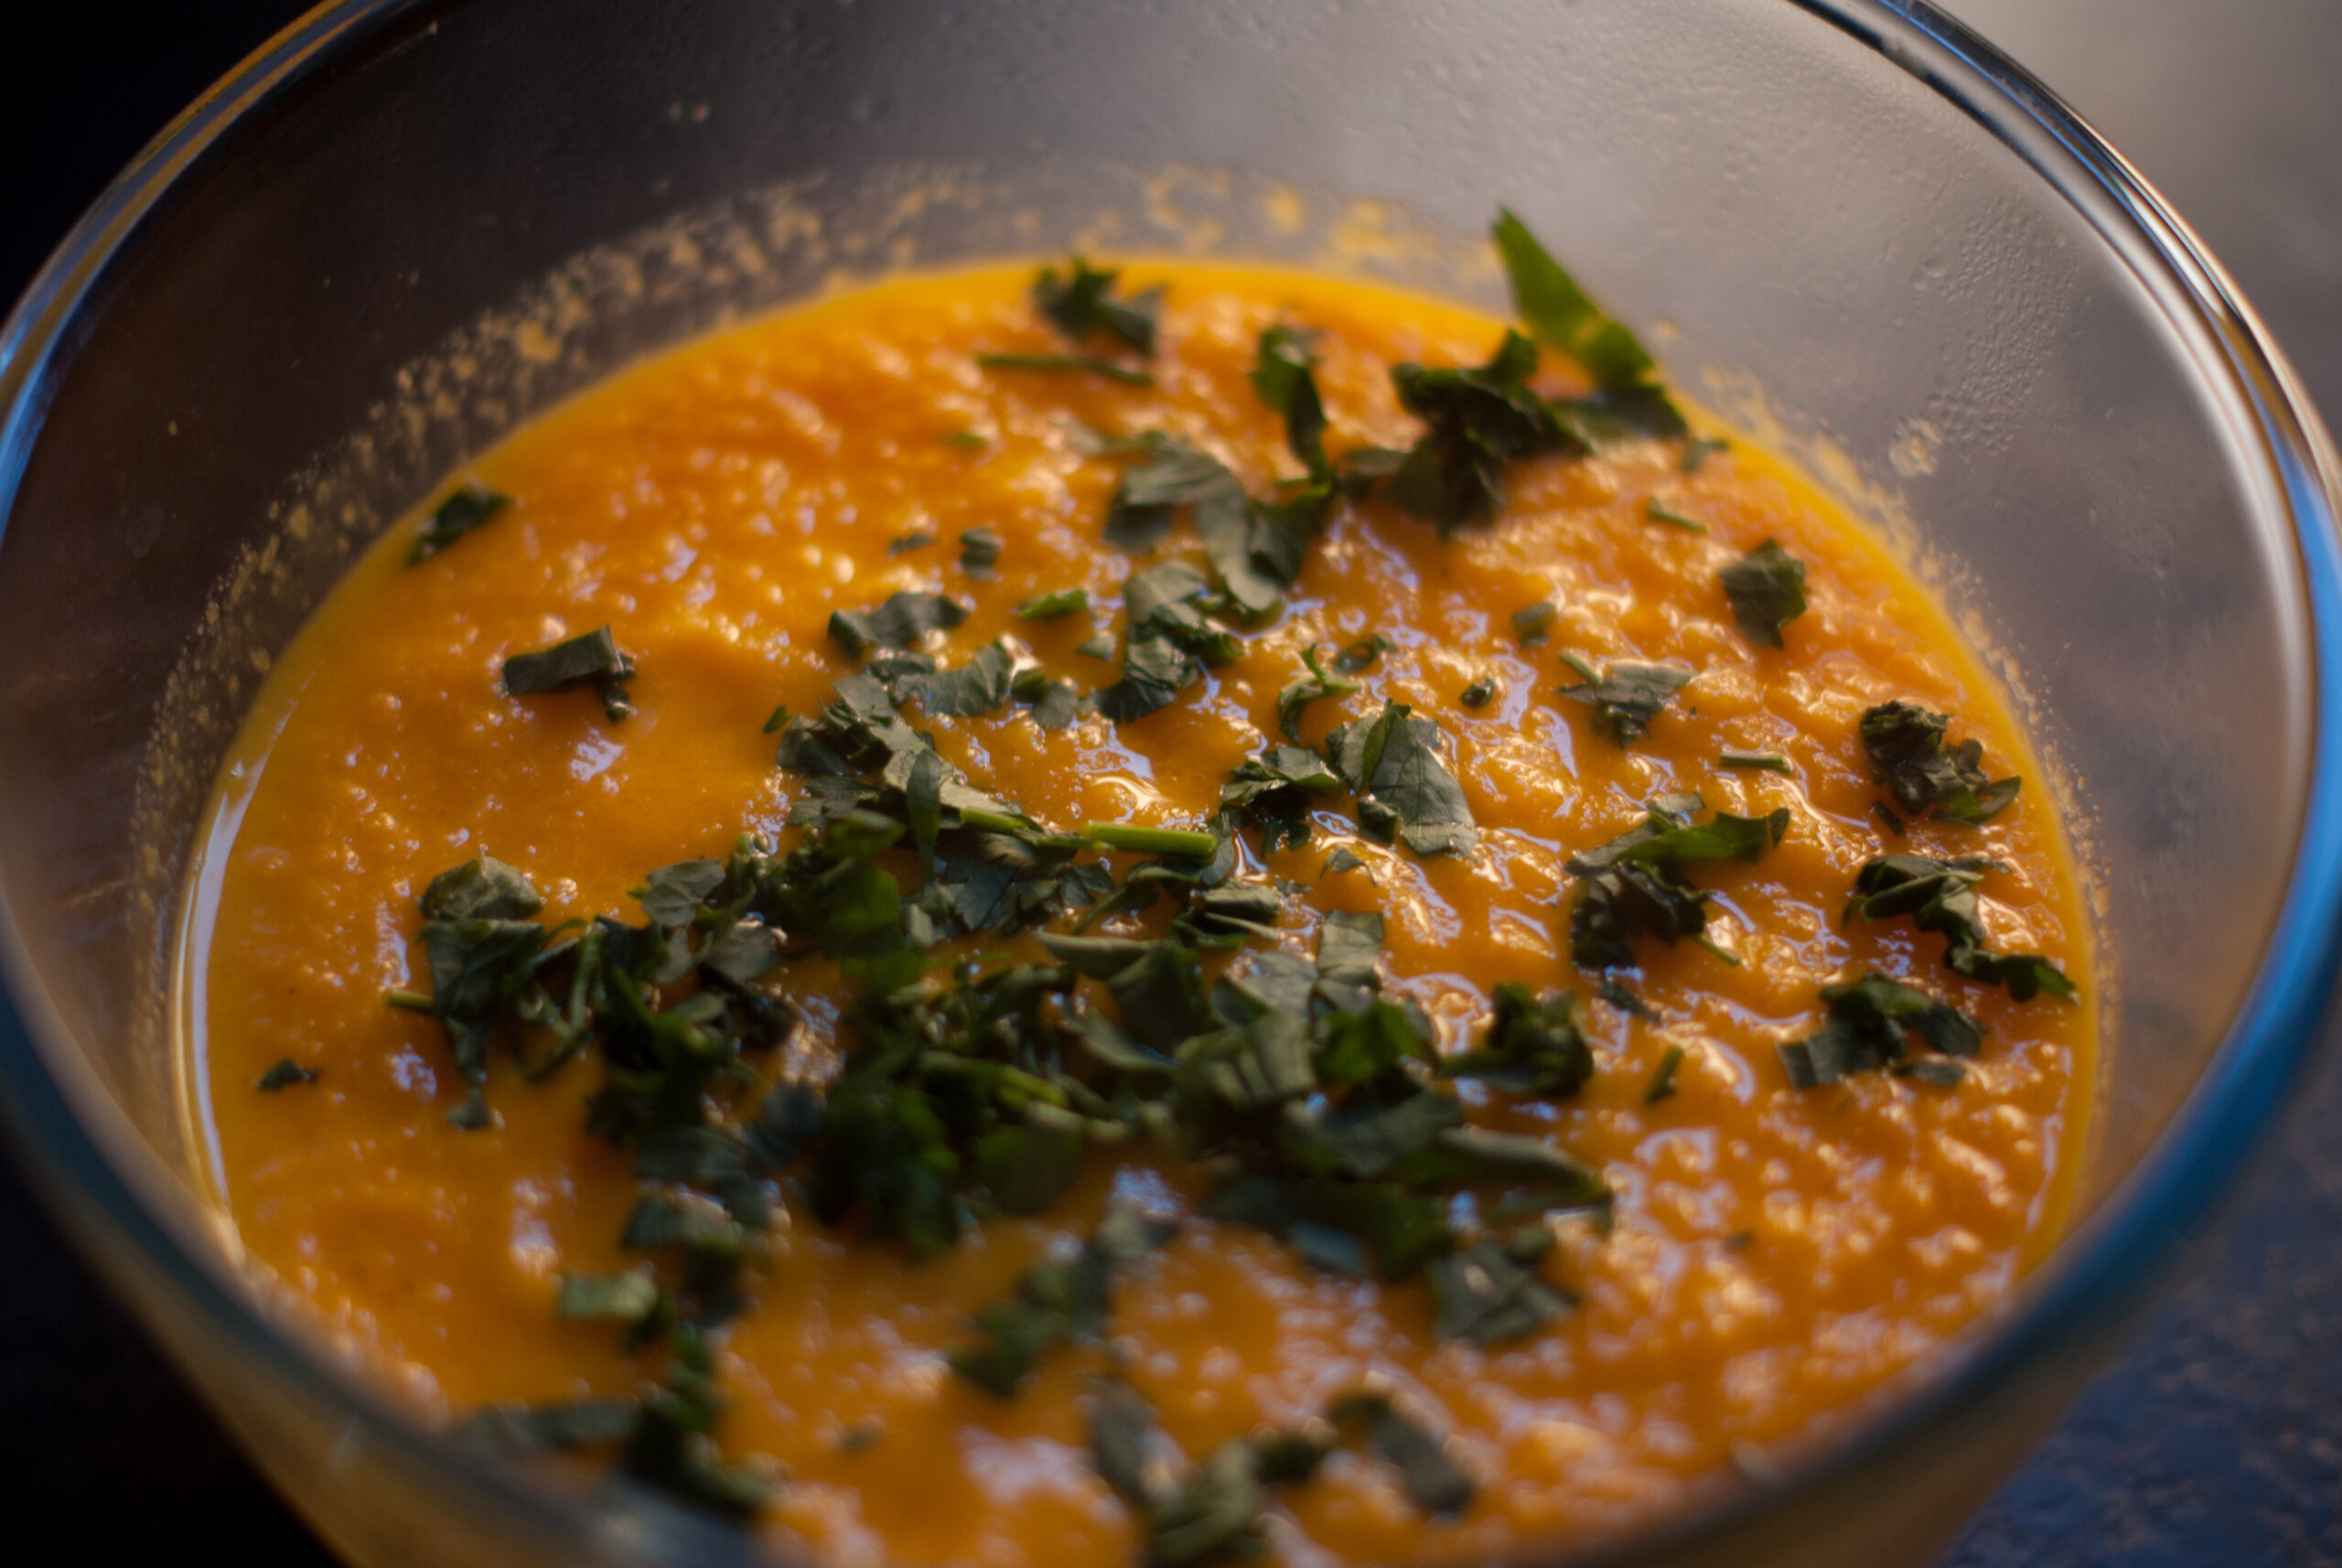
(3, 2, 2339, 1561)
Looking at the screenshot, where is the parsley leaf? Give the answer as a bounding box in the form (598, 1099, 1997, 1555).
(1324, 701, 1478, 857)
(947, 1204, 1178, 1396)
(1219, 746, 1342, 852)
(410, 482, 511, 563)
(1858, 701, 2022, 824)
(1250, 324, 1329, 473)
(828, 591, 973, 658)
(1275, 645, 1359, 741)
(1460, 676, 1498, 708)
(1016, 586, 1090, 621)
(1779, 972, 1986, 1088)
(1424, 1231, 1572, 1349)
(1491, 207, 1657, 392)
(1328, 1390, 1477, 1514)
(1511, 598, 1558, 645)
(958, 528, 1004, 576)
(502, 626, 638, 721)
(1844, 854, 2079, 1002)
(895, 641, 1015, 718)
(1720, 539, 1810, 649)
(256, 1058, 319, 1091)
(1377, 329, 1582, 533)
(1557, 656, 1692, 746)
(1033, 257, 1162, 356)
(1643, 497, 1707, 532)
(1442, 984, 1593, 1097)
(1565, 800, 1789, 971)
(1644, 1046, 1685, 1103)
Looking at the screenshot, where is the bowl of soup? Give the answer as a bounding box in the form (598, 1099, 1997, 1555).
(2, 3, 2337, 1567)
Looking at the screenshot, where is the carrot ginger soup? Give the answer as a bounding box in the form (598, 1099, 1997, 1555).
(184, 216, 2093, 1567)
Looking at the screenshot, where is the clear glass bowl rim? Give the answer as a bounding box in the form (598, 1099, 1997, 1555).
(2, 2, 2340, 1563)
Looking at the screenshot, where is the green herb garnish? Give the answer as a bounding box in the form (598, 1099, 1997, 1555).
(887, 532, 937, 556)
(1016, 586, 1090, 621)
(1718, 748, 1790, 773)
(827, 591, 973, 658)
(1779, 972, 1985, 1088)
(958, 528, 1004, 575)
(1720, 539, 1810, 649)
(1557, 656, 1692, 746)
(1250, 324, 1329, 473)
(1643, 1046, 1685, 1103)
(1032, 257, 1163, 357)
(1325, 700, 1477, 858)
(1328, 1390, 1477, 1513)
(947, 1204, 1178, 1396)
(1511, 598, 1558, 645)
(256, 1058, 319, 1091)
(1681, 436, 1729, 473)
(1273, 644, 1358, 742)
(410, 482, 511, 563)
(1859, 701, 2022, 824)
(1219, 746, 1342, 853)
(1644, 498, 1707, 532)
(502, 626, 638, 721)
(975, 351, 1156, 387)
(1442, 984, 1593, 1098)
(1565, 797, 1789, 971)
(1460, 676, 1498, 708)
(1843, 854, 2079, 1003)
(942, 430, 988, 451)
(1492, 206, 1658, 392)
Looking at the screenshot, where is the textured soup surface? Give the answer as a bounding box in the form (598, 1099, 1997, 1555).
(188, 263, 2091, 1565)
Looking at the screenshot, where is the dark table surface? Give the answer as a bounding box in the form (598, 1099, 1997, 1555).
(4, 2, 2340, 1561)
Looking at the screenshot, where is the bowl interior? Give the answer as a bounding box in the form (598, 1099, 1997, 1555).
(0, 2, 2325, 1564)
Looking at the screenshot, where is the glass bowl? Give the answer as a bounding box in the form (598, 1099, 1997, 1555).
(2, 2, 2337, 1564)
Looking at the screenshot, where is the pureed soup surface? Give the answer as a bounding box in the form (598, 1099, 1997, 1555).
(186, 250, 2092, 1567)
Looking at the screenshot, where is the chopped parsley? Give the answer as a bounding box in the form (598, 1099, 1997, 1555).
(1460, 675, 1498, 708)
(1719, 539, 1810, 649)
(1376, 329, 1580, 534)
(1565, 796, 1789, 972)
(958, 528, 1004, 575)
(1681, 436, 1730, 473)
(1015, 586, 1090, 621)
(1032, 257, 1162, 357)
(1779, 972, 1985, 1089)
(1492, 206, 1659, 392)
(1219, 746, 1342, 852)
(1557, 654, 1692, 746)
(1644, 497, 1707, 532)
(1844, 854, 2079, 1002)
(1859, 701, 2022, 824)
(502, 626, 637, 721)
(410, 482, 511, 563)
(975, 351, 1155, 387)
(1274, 644, 1358, 741)
(1328, 1390, 1477, 1512)
(1250, 323, 1330, 474)
(948, 1204, 1178, 1396)
(1442, 984, 1593, 1098)
(1643, 1046, 1685, 1104)
(1511, 598, 1558, 645)
(256, 1058, 319, 1091)
(1335, 636, 1393, 674)
(1325, 700, 1478, 857)
(828, 591, 973, 658)
(887, 532, 936, 556)
(1718, 748, 1790, 773)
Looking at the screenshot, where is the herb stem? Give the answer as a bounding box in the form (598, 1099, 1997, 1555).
(975, 352, 1156, 388)
(1693, 935, 1743, 968)
(1717, 749, 1790, 773)
(958, 809, 1035, 837)
(385, 989, 437, 1015)
(1082, 822, 1220, 859)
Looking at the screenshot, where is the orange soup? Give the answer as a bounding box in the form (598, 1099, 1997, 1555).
(183, 230, 2092, 1567)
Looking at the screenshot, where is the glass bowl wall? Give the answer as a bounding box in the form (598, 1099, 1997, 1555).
(1, 2, 2337, 1565)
